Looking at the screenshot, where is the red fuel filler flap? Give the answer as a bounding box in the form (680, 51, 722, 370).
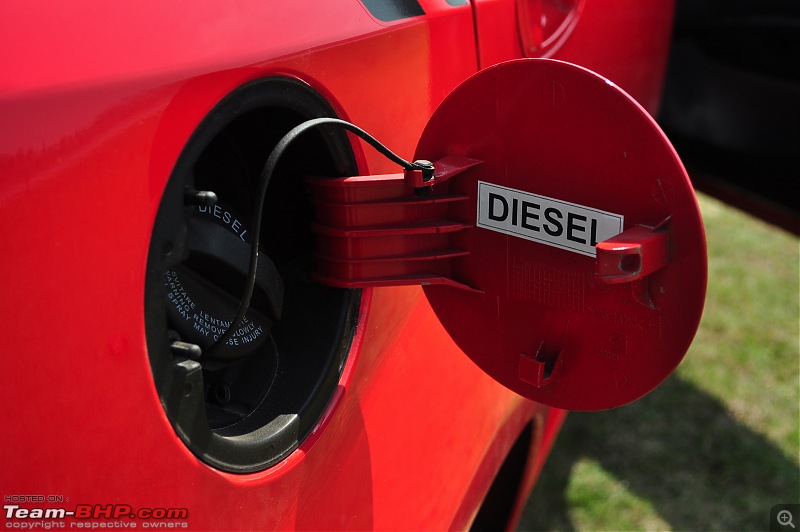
(307, 59, 707, 411)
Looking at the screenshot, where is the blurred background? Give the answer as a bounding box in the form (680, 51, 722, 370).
(519, 194, 799, 530)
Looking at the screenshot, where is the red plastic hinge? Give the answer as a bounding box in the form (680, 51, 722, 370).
(306, 156, 482, 291)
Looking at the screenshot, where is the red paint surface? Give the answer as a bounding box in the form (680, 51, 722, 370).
(0, 0, 680, 528)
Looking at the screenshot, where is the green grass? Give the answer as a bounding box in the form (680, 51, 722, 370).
(519, 194, 800, 531)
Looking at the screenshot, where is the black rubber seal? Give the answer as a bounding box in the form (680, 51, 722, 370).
(360, 0, 425, 21)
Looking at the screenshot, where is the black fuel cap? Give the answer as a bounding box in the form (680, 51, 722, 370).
(164, 199, 283, 363)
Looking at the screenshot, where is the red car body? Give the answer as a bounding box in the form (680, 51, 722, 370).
(1, 1, 693, 529)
